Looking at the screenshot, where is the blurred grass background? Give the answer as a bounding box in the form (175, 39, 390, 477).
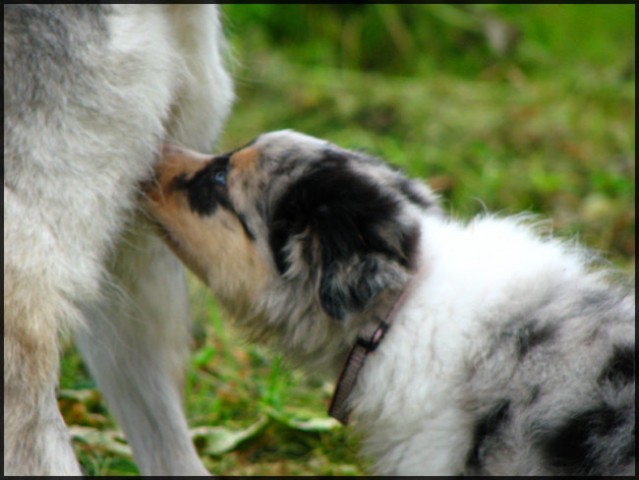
(60, 5, 634, 475)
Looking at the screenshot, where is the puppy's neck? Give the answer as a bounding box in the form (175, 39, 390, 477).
(329, 264, 424, 424)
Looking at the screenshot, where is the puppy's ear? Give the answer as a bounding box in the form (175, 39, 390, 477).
(269, 151, 419, 320)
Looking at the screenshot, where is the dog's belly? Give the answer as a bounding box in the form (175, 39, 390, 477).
(4, 5, 233, 306)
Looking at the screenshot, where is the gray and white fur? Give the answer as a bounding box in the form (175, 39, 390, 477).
(4, 5, 233, 475)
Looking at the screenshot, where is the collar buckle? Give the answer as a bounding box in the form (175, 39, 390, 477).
(355, 320, 389, 352)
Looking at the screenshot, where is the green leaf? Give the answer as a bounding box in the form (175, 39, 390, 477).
(266, 407, 341, 432)
(191, 415, 269, 456)
(69, 426, 132, 459)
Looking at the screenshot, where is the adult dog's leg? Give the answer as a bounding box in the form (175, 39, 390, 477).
(4, 376, 80, 476)
(4, 192, 83, 476)
(76, 6, 233, 474)
(76, 224, 207, 476)
(4, 381, 81, 476)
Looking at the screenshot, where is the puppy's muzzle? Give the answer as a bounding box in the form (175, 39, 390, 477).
(144, 143, 214, 203)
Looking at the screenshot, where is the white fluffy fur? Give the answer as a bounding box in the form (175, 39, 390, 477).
(353, 215, 591, 474)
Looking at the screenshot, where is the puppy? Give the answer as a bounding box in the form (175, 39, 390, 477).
(4, 5, 233, 475)
(144, 131, 635, 475)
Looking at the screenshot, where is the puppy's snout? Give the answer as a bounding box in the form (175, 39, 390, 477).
(145, 144, 214, 201)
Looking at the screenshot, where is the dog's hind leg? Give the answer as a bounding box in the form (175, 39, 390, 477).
(76, 224, 208, 476)
(4, 243, 82, 475)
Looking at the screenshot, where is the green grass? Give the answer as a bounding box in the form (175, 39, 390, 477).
(59, 5, 634, 475)
(60, 286, 364, 476)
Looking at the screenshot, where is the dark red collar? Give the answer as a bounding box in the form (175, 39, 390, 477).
(328, 275, 418, 425)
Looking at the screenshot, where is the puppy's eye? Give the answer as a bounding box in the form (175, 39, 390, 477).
(214, 169, 227, 186)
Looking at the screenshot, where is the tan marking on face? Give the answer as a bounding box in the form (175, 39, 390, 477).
(159, 207, 270, 316)
(144, 144, 271, 318)
(230, 146, 260, 176)
(146, 144, 213, 207)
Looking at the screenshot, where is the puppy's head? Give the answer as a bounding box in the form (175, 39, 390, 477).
(145, 131, 439, 360)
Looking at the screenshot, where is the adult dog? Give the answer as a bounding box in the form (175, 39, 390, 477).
(4, 5, 233, 475)
(145, 130, 635, 475)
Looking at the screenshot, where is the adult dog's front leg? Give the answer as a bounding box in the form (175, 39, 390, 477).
(76, 222, 208, 476)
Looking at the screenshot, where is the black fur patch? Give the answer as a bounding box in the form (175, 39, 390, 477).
(269, 149, 418, 319)
(318, 255, 382, 320)
(540, 405, 628, 474)
(178, 155, 230, 216)
(598, 344, 635, 386)
(270, 151, 398, 272)
(467, 399, 511, 469)
(175, 155, 255, 240)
